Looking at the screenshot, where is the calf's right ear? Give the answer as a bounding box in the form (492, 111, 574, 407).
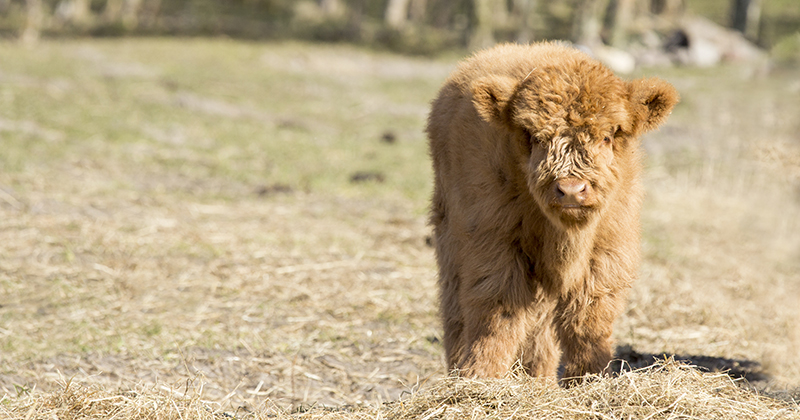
(627, 77, 680, 133)
(471, 75, 517, 127)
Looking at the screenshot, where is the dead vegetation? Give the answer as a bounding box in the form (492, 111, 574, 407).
(0, 39, 798, 419)
(382, 360, 798, 420)
(2, 360, 797, 419)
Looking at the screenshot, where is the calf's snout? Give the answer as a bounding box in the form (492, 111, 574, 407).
(553, 178, 591, 206)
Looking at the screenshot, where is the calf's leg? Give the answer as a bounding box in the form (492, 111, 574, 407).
(520, 307, 561, 378)
(458, 299, 530, 377)
(556, 291, 627, 381)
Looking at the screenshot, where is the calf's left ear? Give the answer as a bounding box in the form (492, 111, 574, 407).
(627, 77, 679, 133)
(471, 75, 518, 127)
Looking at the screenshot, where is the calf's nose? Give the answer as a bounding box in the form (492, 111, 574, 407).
(554, 178, 590, 206)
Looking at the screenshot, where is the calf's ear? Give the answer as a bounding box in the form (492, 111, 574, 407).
(471, 75, 517, 127)
(627, 77, 679, 133)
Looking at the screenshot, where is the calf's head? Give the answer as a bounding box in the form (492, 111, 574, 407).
(471, 59, 678, 229)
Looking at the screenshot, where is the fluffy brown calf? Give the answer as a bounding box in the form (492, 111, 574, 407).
(427, 42, 678, 379)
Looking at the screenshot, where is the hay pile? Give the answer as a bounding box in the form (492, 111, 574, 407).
(0, 380, 226, 420)
(3, 360, 797, 419)
(382, 360, 798, 420)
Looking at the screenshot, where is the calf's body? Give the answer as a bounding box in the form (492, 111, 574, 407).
(427, 42, 678, 379)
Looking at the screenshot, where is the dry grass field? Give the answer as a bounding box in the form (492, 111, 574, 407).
(0, 39, 798, 419)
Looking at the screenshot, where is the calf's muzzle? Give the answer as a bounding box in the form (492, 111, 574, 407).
(553, 177, 591, 207)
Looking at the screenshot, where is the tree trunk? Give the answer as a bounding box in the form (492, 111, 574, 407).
(56, 0, 92, 27)
(572, 0, 611, 46)
(731, 0, 763, 41)
(385, 0, 411, 28)
(470, 0, 496, 49)
(492, 0, 509, 29)
(138, 0, 161, 28)
(104, 0, 123, 22)
(320, 0, 345, 17)
(121, 0, 142, 29)
(104, 0, 142, 29)
(512, 0, 538, 43)
(607, 0, 634, 47)
(409, 0, 427, 23)
(430, 0, 458, 29)
(21, 0, 42, 45)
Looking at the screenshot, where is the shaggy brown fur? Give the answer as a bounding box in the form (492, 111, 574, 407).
(427, 42, 679, 379)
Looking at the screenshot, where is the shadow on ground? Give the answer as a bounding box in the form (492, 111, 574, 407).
(612, 345, 800, 402)
(612, 345, 769, 383)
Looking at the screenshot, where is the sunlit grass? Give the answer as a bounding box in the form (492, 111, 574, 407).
(0, 38, 798, 417)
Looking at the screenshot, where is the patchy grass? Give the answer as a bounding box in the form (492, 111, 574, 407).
(0, 38, 798, 418)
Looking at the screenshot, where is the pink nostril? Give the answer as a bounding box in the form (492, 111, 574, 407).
(554, 179, 589, 204)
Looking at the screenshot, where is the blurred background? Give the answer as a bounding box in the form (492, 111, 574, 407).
(1, 0, 799, 414)
(4, 0, 800, 67)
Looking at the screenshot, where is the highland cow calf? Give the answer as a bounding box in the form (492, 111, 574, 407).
(427, 42, 678, 379)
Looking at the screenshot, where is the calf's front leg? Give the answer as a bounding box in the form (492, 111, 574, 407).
(457, 297, 530, 377)
(556, 290, 627, 381)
